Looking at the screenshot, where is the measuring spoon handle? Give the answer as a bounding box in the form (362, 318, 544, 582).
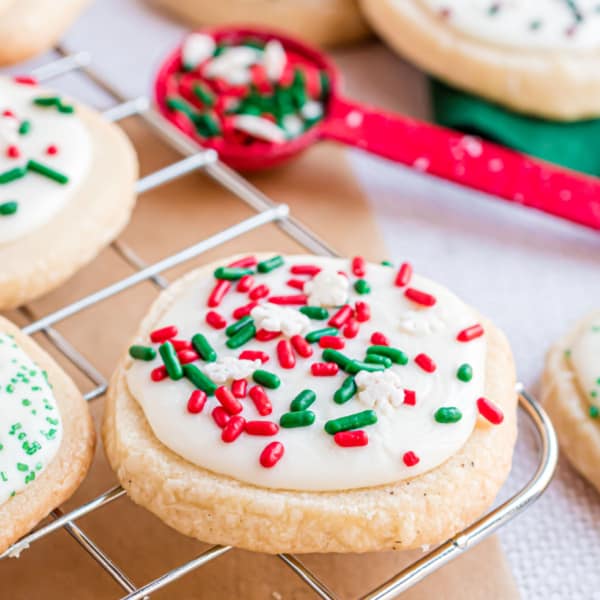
(320, 96, 600, 231)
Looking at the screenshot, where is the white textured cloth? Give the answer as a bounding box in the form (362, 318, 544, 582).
(12, 0, 600, 595)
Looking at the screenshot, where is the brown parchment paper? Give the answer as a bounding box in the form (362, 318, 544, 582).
(1, 120, 519, 599)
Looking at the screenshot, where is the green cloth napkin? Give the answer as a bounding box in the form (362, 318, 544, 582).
(430, 79, 600, 176)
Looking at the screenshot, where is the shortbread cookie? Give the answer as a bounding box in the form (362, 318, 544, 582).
(104, 254, 517, 554)
(543, 311, 600, 491)
(0, 76, 137, 309)
(0, 316, 95, 554)
(152, 0, 370, 47)
(360, 0, 600, 120)
(0, 0, 89, 66)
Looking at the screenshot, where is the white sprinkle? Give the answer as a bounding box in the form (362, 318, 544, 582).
(301, 101, 323, 121)
(182, 33, 216, 70)
(225, 69, 252, 86)
(204, 47, 261, 80)
(355, 370, 405, 411)
(251, 303, 310, 337)
(398, 311, 447, 336)
(232, 115, 287, 143)
(263, 40, 287, 81)
(0, 114, 19, 146)
(282, 114, 304, 137)
(346, 110, 363, 128)
(304, 269, 349, 307)
(203, 357, 261, 383)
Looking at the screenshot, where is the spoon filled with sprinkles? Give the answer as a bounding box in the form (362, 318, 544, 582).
(155, 26, 600, 232)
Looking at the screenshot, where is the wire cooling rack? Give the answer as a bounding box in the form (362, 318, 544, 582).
(0, 48, 559, 600)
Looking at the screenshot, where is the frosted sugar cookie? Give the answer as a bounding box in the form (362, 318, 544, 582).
(0, 316, 95, 554)
(151, 0, 370, 47)
(0, 0, 89, 66)
(104, 254, 517, 553)
(543, 311, 600, 492)
(0, 76, 137, 309)
(360, 0, 600, 120)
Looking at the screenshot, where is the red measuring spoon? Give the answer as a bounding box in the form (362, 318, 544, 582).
(155, 26, 600, 231)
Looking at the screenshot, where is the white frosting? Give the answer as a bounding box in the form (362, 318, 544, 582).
(0, 333, 63, 506)
(304, 269, 350, 307)
(0, 78, 91, 244)
(126, 256, 488, 492)
(420, 0, 600, 50)
(182, 33, 216, 70)
(570, 317, 600, 406)
(203, 357, 262, 384)
(251, 302, 309, 337)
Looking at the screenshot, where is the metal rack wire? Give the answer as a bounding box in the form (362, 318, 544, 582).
(0, 48, 559, 599)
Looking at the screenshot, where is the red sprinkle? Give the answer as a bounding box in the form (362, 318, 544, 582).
(268, 294, 308, 305)
(286, 278, 305, 290)
(290, 264, 321, 276)
(404, 389, 416, 406)
(212, 406, 231, 428)
(256, 329, 280, 342)
(249, 284, 270, 301)
(319, 336, 345, 350)
(249, 385, 272, 416)
(222, 415, 246, 442)
(334, 430, 368, 447)
(150, 366, 168, 382)
(231, 379, 248, 398)
(329, 305, 353, 328)
(239, 350, 270, 363)
(477, 397, 504, 425)
(276, 339, 296, 369)
(205, 310, 227, 329)
(311, 362, 339, 376)
(355, 301, 371, 323)
(233, 301, 257, 320)
(415, 353, 436, 373)
(177, 350, 200, 364)
(187, 390, 207, 414)
(215, 385, 243, 415)
(351, 256, 366, 277)
(404, 288, 436, 307)
(260, 441, 284, 468)
(228, 255, 258, 268)
(371, 332, 389, 346)
(13, 75, 37, 85)
(170, 339, 192, 351)
(343, 318, 359, 339)
(403, 451, 420, 467)
(395, 262, 413, 287)
(208, 280, 231, 307)
(457, 324, 485, 343)
(245, 420, 279, 436)
(150, 325, 178, 343)
(236, 274, 254, 292)
(6, 145, 20, 159)
(290, 334, 313, 358)
(46, 144, 58, 156)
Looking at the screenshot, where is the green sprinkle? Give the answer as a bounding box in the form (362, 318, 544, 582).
(366, 346, 408, 365)
(290, 389, 316, 412)
(226, 316, 254, 337)
(324, 410, 377, 434)
(306, 327, 338, 343)
(183, 364, 217, 395)
(592, 390, 598, 399)
(280, 410, 315, 428)
(253, 369, 281, 389)
(214, 266, 254, 280)
(16, 463, 28, 472)
(334, 376, 357, 404)
(590, 406, 599, 419)
(257, 255, 284, 273)
(34, 96, 61, 106)
(299, 306, 329, 320)
(457, 363, 473, 382)
(354, 279, 371, 294)
(24, 472, 35, 484)
(27, 159, 69, 184)
(0, 201, 18, 215)
(192, 83, 215, 107)
(319, 70, 330, 101)
(159, 341, 183, 380)
(321, 348, 353, 371)
(213, 45, 227, 57)
(434, 407, 463, 424)
(18, 120, 31, 135)
(57, 103, 75, 114)
(194, 113, 221, 137)
(243, 38, 265, 50)
(166, 96, 195, 117)
(128, 345, 156, 361)
(0, 166, 27, 184)
(345, 360, 386, 374)
(364, 354, 392, 368)
(192, 333, 217, 362)
(381, 260, 393, 267)
(226, 324, 256, 349)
